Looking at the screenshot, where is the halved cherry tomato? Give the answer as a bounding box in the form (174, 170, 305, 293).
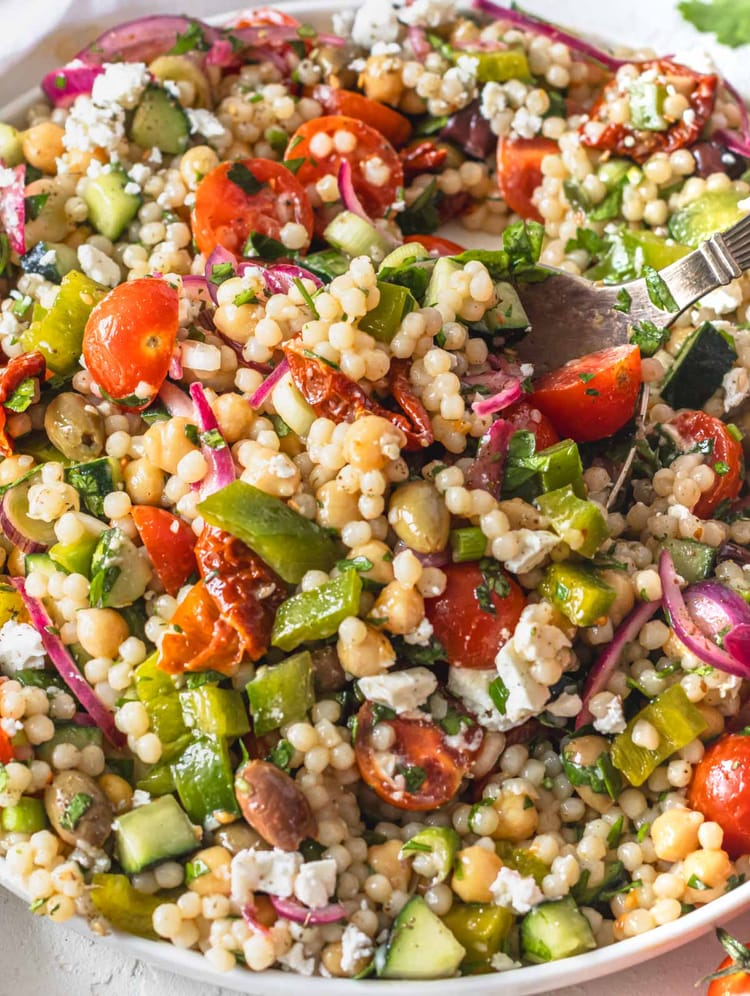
(158, 580, 242, 676)
(192, 158, 313, 258)
(286, 115, 403, 234)
(706, 931, 750, 995)
(313, 85, 412, 148)
(530, 344, 642, 443)
(503, 398, 560, 451)
(688, 733, 750, 859)
(0, 725, 14, 764)
(404, 234, 466, 256)
(354, 700, 482, 810)
(425, 563, 526, 669)
(496, 136, 558, 222)
(131, 506, 196, 597)
(232, 7, 300, 27)
(669, 411, 744, 519)
(399, 139, 447, 179)
(82, 278, 179, 410)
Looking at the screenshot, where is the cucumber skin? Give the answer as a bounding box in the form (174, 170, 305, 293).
(521, 897, 596, 964)
(130, 84, 190, 156)
(378, 896, 466, 980)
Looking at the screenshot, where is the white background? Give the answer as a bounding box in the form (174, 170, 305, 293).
(1, 1, 750, 993)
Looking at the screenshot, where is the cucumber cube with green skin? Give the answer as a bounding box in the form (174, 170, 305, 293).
(114, 795, 197, 874)
(377, 895, 466, 979)
(660, 321, 737, 410)
(134, 653, 190, 761)
(441, 903, 514, 972)
(628, 80, 669, 131)
(171, 735, 240, 824)
(130, 84, 190, 155)
(20, 241, 78, 284)
(399, 827, 460, 884)
(247, 650, 314, 735)
(536, 485, 609, 559)
(668, 189, 748, 248)
(658, 538, 715, 584)
(84, 168, 142, 242)
(1, 797, 47, 833)
(271, 569, 362, 652)
(538, 562, 616, 627)
(180, 685, 250, 738)
(91, 873, 164, 940)
(521, 896, 596, 963)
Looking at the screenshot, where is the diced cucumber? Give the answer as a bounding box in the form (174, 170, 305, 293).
(89, 527, 151, 608)
(171, 735, 240, 824)
(49, 528, 101, 578)
(20, 241, 78, 284)
(521, 897, 596, 963)
(377, 896, 466, 979)
(628, 80, 668, 131)
(469, 280, 529, 335)
(271, 372, 316, 437)
(25, 552, 64, 578)
(324, 211, 393, 262)
(660, 321, 737, 409)
(114, 795, 197, 874)
(130, 84, 190, 155)
(4, 474, 56, 548)
(424, 257, 462, 310)
(1, 797, 48, 833)
(247, 650, 314, 735)
(379, 243, 431, 270)
(668, 189, 747, 248)
(658, 537, 715, 584)
(64, 457, 123, 518)
(84, 168, 142, 242)
(180, 685, 250, 738)
(400, 827, 459, 885)
(441, 904, 514, 973)
(36, 722, 103, 764)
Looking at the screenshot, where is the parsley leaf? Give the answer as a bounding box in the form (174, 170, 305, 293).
(613, 287, 632, 314)
(396, 763, 427, 793)
(185, 858, 210, 885)
(24, 193, 49, 220)
(488, 675, 509, 715)
(4, 377, 37, 413)
(209, 262, 234, 286)
(439, 708, 475, 736)
(565, 226, 606, 256)
(474, 558, 510, 614)
(169, 21, 210, 54)
(227, 162, 264, 197)
(644, 265, 678, 312)
(678, 0, 750, 47)
(59, 792, 93, 832)
(244, 231, 288, 260)
(630, 319, 669, 357)
(390, 634, 447, 666)
(267, 738, 295, 771)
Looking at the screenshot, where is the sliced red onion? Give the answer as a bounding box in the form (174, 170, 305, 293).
(158, 381, 194, 418)
(471, 378, 523, 418)
(659, 549, 750, 678)
(75, 15, 219, 65)
(205, 245, 239, 305)
(684, 580, 750, 642)
(465, 417, 514, 498)
(393, 539, 450, 568)
(248, 357, 290, 410)
(10, 578, 125, 748)
(260, 263, 324, 294)
(269, 895, 347, 925)
(473, 0, 629, 70)
(224, 25, 344, 48)
(717, 541, 750, 567)
(71, 712, 97, 727)
(41, 62, 104, 107)
(0, 499, 45, 555)
(576, 598, 661, 729)
(168, 351, 183, 380)
(713, 79, 750, 158)
(182, 274, 212, 303)
(407, 25, 431, 60)
(205, 38, 238, 68)
(0, 163, 25, 255)
(337, 160, 370, 223)
(188, 381, 236, 496)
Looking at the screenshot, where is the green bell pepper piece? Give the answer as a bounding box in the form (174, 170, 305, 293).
(450, 527, 487, 563)
(1, 797, 48, 833)
(441, 904, 514, 973)
(459, 48, 530, 83)
(20, 270, 106, 376)
(14, 430, 67, 465)
(658, 538, 715, 584)
(198, 481, 339, 584)
(180, 685, 250, 738)
(495, 840, 549, 886)
(358, 281, 416, 343)
(534, 440, 585, 498)
(611, 684, 707, 787)
(271, 569, 362, 651)
(0, 583, 26, 626)
(49, 529, 101, 578)
(536, 485, 609, 559)
(400, 827, 460, 884)
(628, 80, 668, 131)
(134, 654, 190, 761)
(90, 874, 163, 939)
(171, 735, 240, 824)
(247, 650, 314, 735)
(135, 761, 175, 795)
(538, 561, 616, 627)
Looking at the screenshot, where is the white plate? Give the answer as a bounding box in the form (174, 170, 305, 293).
(2, 2, 750, 993)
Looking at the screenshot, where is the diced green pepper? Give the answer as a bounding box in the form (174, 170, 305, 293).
(358, 281, 416, 343)
(247, 650, 314, 735)
(658, 538, 715, 584)
(536, 485, 609, 559)
(1, 797, 48, 833)
(400, 827, 460, 884)
(459, 49, 530, 83)
(49, 529, 101, 578)
(198, 481, 339, 584)
(171, 735, 240, 824)
(441, 904, 514, 973)
(180, 685, 250, 738)
(534, 440, 585, 498)
(135, 761, 175, 796)
(450, 527, 487, 563)
(0, 582, 26, 626)
(538, 561, 616, 627)
(628, 80, 668, 131)
(271, 569, 362, 651)
(19, 270, 106, 376)
(90, 873, 163, 939)
(134, 654, 190, 761)
(495, 841, 549, 886)
(611, 684, 707, 787)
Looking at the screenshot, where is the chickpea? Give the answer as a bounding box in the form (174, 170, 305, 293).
(491, 784, 539, 842)
(343, 415, 405, 471)
(213, 301, 263, 343)
(368, 839, 411, 892)
(347, 541, 394, 585)
(240, 444, 300, 498)
(178, 144, 220, 188)
(316, 481, 361, 530)
(681, 848, 733, 894)
(22, 122, 65, 174)
(451, 846, 503, 904)
(388, 480, 450, 554)
(124, 457, 165, 506)
(44, 393, 105, 461)
(561, 736, 613, 814)
(143, 418, 199, 475)
(320, 942, 347, 978)
(359, 56, 404, 105)
(651, 808, 704, 862)
(600, 569, 635, 627)
(24, 176, 77, 244)
(98, 773, 134, 814)
(337, 624, 395, 677)
(211, 393, 254, 444)
(186, 846, 232, 896)
(76, 608, 129, 659)
(372, 581, 425, 635)
(65, 147, 107, 176)
(694, 703, 725, 741)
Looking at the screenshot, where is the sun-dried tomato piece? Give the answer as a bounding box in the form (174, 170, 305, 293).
(0, 351, 46, 455)
(399, 140, 448, 180)
(388, 358, 433, 450)
(158, 580, 243, 675)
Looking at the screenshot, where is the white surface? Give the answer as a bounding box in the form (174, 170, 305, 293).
(1, 0, 750, 993)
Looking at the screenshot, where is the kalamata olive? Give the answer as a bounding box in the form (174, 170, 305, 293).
(310, 645, 347, 692)
(44, 770, 114, 849)
(44, 392, 105, 461)
(561, 735, 614, 814)
(388, 479, 450, 554)
(234, 760, 317, 851)
(691, 140, 747, 180)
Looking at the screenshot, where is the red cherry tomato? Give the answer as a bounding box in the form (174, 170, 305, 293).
(496, 136, 558, 221)
(687, 733, 750, 859)
(706, 932, 750, 995)
(82, 278, 179, 409)
(0, 725, 14, 764)
(131, 506, 196, 597)
(425, 563, 526, 669)
(286, 115, 403, 234)
(530, 344, 642, 443)
(669, 411, 744, 519)
(403, 234, 466, 256)
(503, 398, 560, 451)
(312, 85, 412, 148)
(192, 158, 313, 258)
(231, 7, 300, 27)
(353, 701, 482, 811)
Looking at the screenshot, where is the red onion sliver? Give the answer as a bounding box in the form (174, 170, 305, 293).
(337, 160, 371, 223)
(188, 381, 236, 496)
(248, 357, 289, 410)
(0, 163, 25, 255)
(168, 351, 183, 380)
(75, 15, 219, 65)
(393, 539, 450, 568)
(471, 378, 523, 417)
(10, 578, 125, 748)
(269, 895, 347, 925)
(407, 25, 432, 60)
(182, 274, 212, 303)
(205, 245, 239, 305)
(158, 381, 195, 418)
(241, 903, 272, 936)
(465, 418, 514, 498)
(41, 63, 104, 107)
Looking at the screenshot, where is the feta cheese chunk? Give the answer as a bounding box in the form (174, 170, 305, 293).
(593, 693, 627, 735)
(91, 62, 150, 110)
(447, 666, 508, 732)
(77, 244, 121, 288)
(701, 279, 744, 316)
(0, 620, 46, 676)
(340, 924, 374, 973)
(495, 642, 551, 725)
(187, 108, 229, 143)
(293, 858, 337, 909)
(398, 0, 454, 28)
(351, 0, 399, 47)
(723, 366, 750, 413)
(490, 866, 544, 914)
(358, 667, 438, 714)
(503, 529, 560, 576)
(231, 848, 302, 903)
(63, 97, 125, 153)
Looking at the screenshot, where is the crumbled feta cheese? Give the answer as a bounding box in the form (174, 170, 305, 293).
(512, 602, 572, 663)
(490, 866, 544, 914)
(278, 942, 315, 976)
(340, 924, 374, 973)
(231, 848, 302, 903)
(491, 952, 522, 972)
(351, 0, 400, 47)
(547, 691, 583, 718)
(0, 166, 17, 187)
(187, 108, 229, 142)
(723, 366, 750, 412)
(503, 529, 560, 575)
(593, 693, 627, 735)
(91, 62, 150, 110)
(77, 244, 120, 288)
(358, 667, 438, 713)
(403, 617, 434, 645)
(398, 0, 454, 28)
(0, 620, 46, 676)
(701, 279, 744, 316)
(293, 858, 337, 909)
(671, 48, 717, 75)
(39, 249, 57, 267)
(130, 789, 152, 808)
(495, 642, 551, 724)
(447, 666, 509, 732)
(123, 181, 141, 196)
(63, 97, 125, 154)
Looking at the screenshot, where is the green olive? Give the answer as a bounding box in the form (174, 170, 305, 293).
(388, 479, 450, 554)
(44, 392, 105, 461)
(561, 735, 614, 814)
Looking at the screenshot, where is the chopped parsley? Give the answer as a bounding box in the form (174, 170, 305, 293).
(169, 21, 211, 54)
(209, 262, 234, 286)
(185, 857, 210, 885)
(644, 265, 678, 313)
(488, 675, 509, 715)
(475, 557, 511, 614)
(227, 162, 265, 197)
(267, 738, 295, 771)
(630, 319, 669, 357)
(59, 792, 93, 832)
(244, 231, 288, 260)
(614, 287, 632, 314)
(396, 763, 427, 793)
(4, 377, 37, 413)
